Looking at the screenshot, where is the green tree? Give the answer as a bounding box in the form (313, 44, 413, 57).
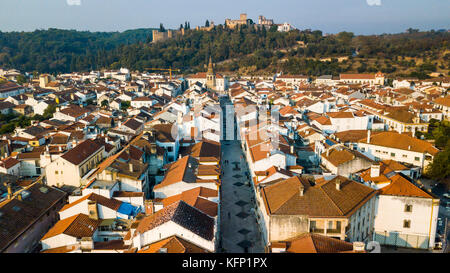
(426, 145, 450, 181)
(101, 99, 109, 108)
(120, 101, 131, 111)
(43, 104, 57, 119)
(0, 123, 15, 135)
(16, 74, 27, 85)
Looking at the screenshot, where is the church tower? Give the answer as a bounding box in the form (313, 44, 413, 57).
(206, 56, 216, 90)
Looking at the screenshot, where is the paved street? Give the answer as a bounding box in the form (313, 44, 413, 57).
(218, 140, 265, 253)
(218, 95, 265, 253)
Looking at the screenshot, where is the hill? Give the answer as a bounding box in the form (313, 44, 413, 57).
(0, 26, 448, 78)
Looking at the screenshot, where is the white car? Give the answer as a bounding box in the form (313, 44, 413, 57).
(443, 193, 450, 199)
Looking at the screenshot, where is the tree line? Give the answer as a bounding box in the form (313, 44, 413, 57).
(0, 26, 448, 77)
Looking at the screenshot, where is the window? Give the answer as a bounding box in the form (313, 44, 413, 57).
(55, 171, 58, 175)
(391, 153, 395, 157)
(405, 204, 413, 212)
(167, 146, 173, 152)
(403, 220, 411, 228)
(402, 154, 408, 158)
(327, 221, 333, 229)
(414, 157, 420, 161)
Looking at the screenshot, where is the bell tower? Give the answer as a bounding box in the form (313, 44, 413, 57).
(206, 56, 216, 90)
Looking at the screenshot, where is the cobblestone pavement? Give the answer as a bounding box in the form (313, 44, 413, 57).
(218, 95, 265, 253)
(218, 140, 265, 253)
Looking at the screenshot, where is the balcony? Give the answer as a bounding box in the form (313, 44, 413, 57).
(310, 228, 325, 234)
(326, 229, 342, 234)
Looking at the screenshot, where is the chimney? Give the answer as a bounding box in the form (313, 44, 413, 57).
(353, 242, 365, 252)
(88, 201, 99, 220)
(370, 163, 380, 178)
(129, 163, 134, 173)
(299, 184, 304, 196)
(408, 145, 411, 151)
(5, 183, 12, 199)
(290, 145, 294, 154)
(335, 179, 341, 190)
(367, 130, 371, 144)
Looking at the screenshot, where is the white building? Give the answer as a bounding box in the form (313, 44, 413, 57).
(357, 131, 439, 172)
(130, 201, 216, 252)
(372, 173, 440, 249)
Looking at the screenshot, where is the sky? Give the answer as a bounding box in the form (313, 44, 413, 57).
(0, 0, 449, 35)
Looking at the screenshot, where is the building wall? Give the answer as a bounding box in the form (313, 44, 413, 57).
(114, 196, 144, 210)
(0, 88, 25, 99)
(3, 200, 64, 253)
(136, 221, 215, 252)
(330, 116, 369, 132)
(373, 195, 439, 249)
(153, 182, 218, 199)
(156, 140, 179, 162)
(45, 158, 80, 187)
(250, 153, 286, 173)
(321, 156, 373, 178)
(269, 214, 309, 242)
(357, 143, 432, 171)
(119, 175, 148, 197)
(59, 202, 118, 220)
(0, 163, 20, 176)
(19, 159, 41, 177)
(347, 196, 376, 243)
(41, 234, 77, 251)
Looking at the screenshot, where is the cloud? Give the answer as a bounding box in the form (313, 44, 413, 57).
(366, 0, 382, 6)
(67, 0, 81, 6)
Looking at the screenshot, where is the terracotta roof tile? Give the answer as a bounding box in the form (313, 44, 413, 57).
(135, 201, 214, 241)
(261, 176, 376, 217)
(275, 233, 361, 253)
(61, 139, 103, 165)
(42, 214, 100, 240)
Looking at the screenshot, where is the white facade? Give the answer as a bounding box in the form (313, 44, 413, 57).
(132, 220, 215, 252)
(153, 181, 218, 199)
(373, 195, 439, 249)
(357, 142, 434, 171)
